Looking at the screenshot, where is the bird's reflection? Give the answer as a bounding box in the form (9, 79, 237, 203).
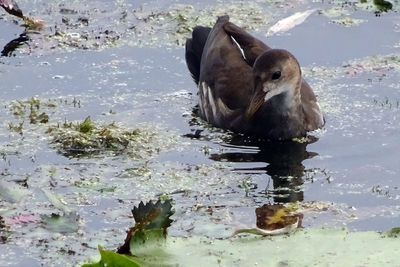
(185, 117, 318, 203)
(211, 134, 318, 203)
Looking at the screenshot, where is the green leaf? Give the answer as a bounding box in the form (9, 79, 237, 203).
(117, 199, 174, 254)
(82, 246, 141, 267)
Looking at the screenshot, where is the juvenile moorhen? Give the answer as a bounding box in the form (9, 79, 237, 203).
(185, 16, 324, 140)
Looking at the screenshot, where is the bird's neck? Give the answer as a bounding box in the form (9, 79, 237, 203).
(269, 84, 302, 115)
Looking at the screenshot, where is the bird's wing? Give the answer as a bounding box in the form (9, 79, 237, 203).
(300, 79, 325, 130)
(199, 16, 254, 112)
(223, 21, 270, 66)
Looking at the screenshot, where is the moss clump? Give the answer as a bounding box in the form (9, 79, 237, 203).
(78, 117, 95, 134)
(46, 118, 172, 158)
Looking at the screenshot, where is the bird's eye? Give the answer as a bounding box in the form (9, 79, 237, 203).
(272, 71, 281, 80)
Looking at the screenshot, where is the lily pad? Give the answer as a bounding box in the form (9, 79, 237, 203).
(82, 246, 141, 267)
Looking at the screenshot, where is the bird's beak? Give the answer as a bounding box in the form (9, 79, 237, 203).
(244, 89, 268, 120)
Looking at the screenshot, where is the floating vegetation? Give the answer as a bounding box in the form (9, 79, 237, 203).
(82, 199, 400, 266)
(332, 17, 364, 27)
(46, 117, 175, 158)
(9, 97, 56, 126)
(344, 54, 400, 75)
(320, 7, 350, 18)
(132, 2, 271, 46)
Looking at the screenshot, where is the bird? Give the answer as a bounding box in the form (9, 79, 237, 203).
(185, 16, 324, 140)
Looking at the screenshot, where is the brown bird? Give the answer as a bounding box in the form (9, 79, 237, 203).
(185, 16, 324, 140)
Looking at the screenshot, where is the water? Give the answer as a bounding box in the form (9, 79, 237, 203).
(0, 0, 399, 265)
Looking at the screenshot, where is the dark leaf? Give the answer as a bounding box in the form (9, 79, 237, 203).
(132, 199, 173, 230)
(255, 204, 301, 231)
(117, 199, 173, 254)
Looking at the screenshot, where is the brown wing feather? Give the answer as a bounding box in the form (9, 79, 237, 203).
(200, 16, 253, 113)
(223, 22, 270, 66)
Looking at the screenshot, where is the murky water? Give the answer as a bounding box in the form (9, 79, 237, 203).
(0, 0, 399, 265)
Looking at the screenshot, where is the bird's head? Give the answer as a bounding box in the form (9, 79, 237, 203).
(245, 49, 302, 119)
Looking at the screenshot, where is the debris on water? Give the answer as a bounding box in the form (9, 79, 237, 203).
(344, 54, 400, 75)
(331, 17, 364, 27)
(266, 9, 315, 36)
(4, 214, 40, 226)
(319, 7, 350, 18)
(46, 118, 175, 158)
(0, 180, 30, 203)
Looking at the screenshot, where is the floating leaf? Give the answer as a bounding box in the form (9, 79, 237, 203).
(232, 204, 302, 237)
(82, 246, 141, 267)
(256, 204, 301, 231)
